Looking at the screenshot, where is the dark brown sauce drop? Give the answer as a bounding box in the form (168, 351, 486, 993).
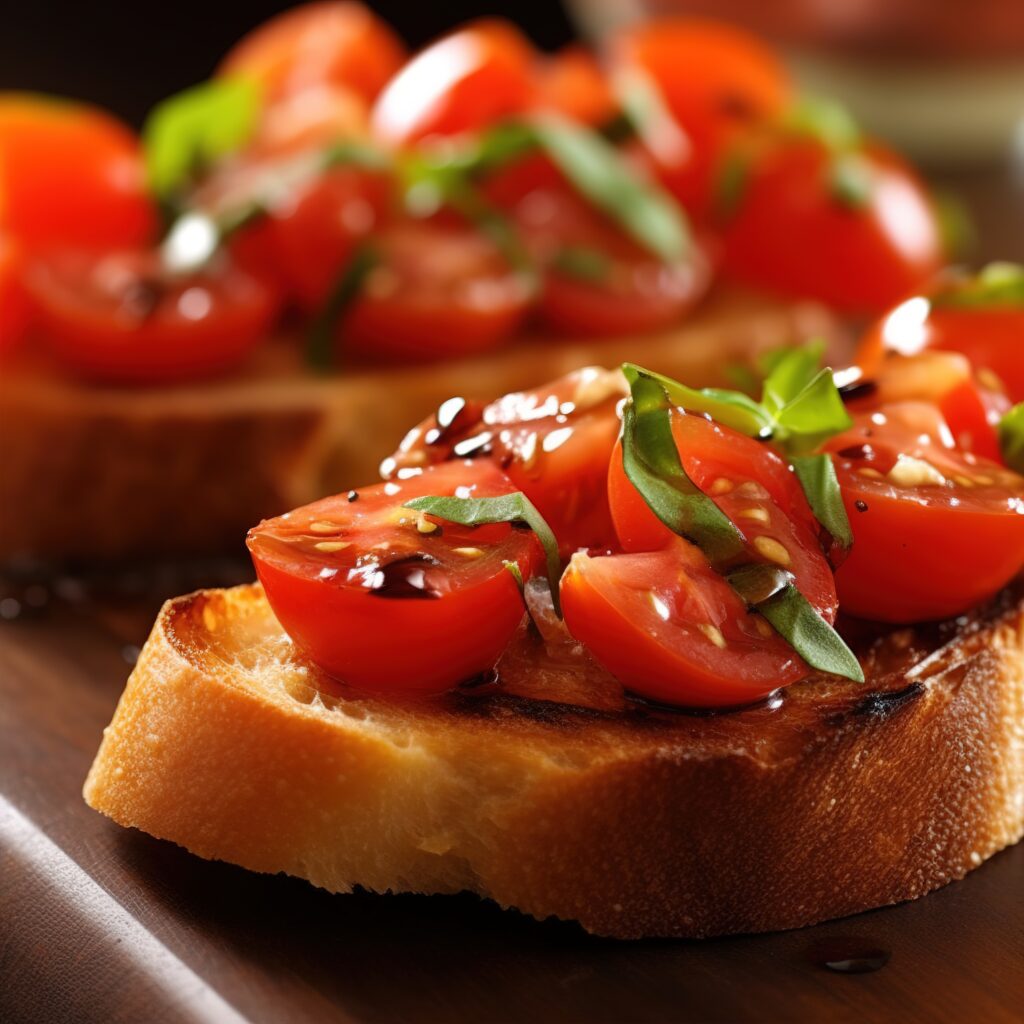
(838, 379, 880, 404)
(369, 555, 442, 600)
(807, 937, 891, 975)
(837, 444, 876, 461)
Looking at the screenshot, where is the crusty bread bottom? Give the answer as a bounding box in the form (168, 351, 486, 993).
(1, 289, 837, 564)
(84, 583, 1024, 939)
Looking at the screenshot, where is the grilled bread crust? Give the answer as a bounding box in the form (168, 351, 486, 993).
(1, 290, 835, 564)
(84, 582, 1024, 940)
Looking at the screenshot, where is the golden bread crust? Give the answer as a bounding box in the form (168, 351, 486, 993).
(84, 583, 1024, 939)
(1, 290, 837, 563)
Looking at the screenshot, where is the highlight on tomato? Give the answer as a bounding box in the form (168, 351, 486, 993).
(610, 17, 791, 218)
(857, 264, 1024, 403)
(826, 402, 1024, 622)
(26, 247, 281, 384)
(718, 138, 943, 313)
(248, 460, 540, 693)
(218, 1, 407, 104)
(339, 221, 532, 361)
(0, 94, 155, 251)
(371, 20, 537, 146)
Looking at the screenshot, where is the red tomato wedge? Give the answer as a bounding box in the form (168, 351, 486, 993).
(858, 286, 1024, 404)
(382, 367, 628, 555)
(218, 1, 406, 104)
(249, 461, 540, 694)
(608, 411, 839, 621)
(610, 18, 791, 219)
(371, 20, 536, 145)
(0, 234, 31, 355)
(27, 248, 280, 384)
(341, 222, 531, 361)
(720, 140, 942, 314)
(827, 402, 1024, 622)
(0, 94, 155, 252)
(561, 539, 808, 708)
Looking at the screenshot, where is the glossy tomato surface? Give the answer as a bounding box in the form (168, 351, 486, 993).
(249, 460, 540, 694)
(827, 402, 1024, 622)
(218, 1, 406, 103)
(561, 539, 809, 708)
(0, 94, 155, 251)
(609, 410, 839, 620)
(27, 249, 280, 384)
(341, 222, 531, 360)
(371, 20, 536, 145)
(720, 141, 942, 313)
(611, 17, 791, 218)
(859, 290, 1024, 404)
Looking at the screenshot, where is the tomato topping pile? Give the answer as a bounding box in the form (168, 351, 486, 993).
(253, 344, 1024, 709)
(2, 6, 947, 382)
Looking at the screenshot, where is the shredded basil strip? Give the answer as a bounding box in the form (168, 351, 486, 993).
(999, 402, 1024, 474)
(551, 245, 613, 282)
(791, 454, 853, 552)
(143, 77, 261, 199)
(933, 262, 1024, 310)
(305, 244, 377, 372)
(404, 493, 563, 616)
(621, 366, 862, 681)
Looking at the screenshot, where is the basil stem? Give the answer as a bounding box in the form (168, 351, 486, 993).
(305, 244, 377, 372)
(403, 492, 563, 616)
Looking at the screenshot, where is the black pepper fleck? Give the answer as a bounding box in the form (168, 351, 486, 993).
(855, 500, 868, 512)
(347, 490, 359, 503)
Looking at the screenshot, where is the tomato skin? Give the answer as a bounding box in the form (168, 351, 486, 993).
(0, 234, 31, 355)
(249, 461, 539, 694)
(340, 222, 531, 361)
(561, 540, 808, 708)
(371, 20, 537, 145)
(859, 296, 1024, 405)
(720, 141, 942, 313)
(0, 94, 155, 252)
(827, 403, 1024, 622)
(611, 18, 791, 219)
(537, 47, 617, 128)
(218, 2, 406, 104)
(27, 249, 281, 384)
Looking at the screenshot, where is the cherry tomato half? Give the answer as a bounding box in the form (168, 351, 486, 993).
(720, 140, 943, 314)
(382, 367, 628, 556)
(371, 20, 536, 146)
(827, 402, 1024, 622)
(27, 248, 281, 384)
(561, 539, 809, 708)
(0, 234, 31, 356)
(340, 222, 531, 361)
(0, 94, 155, 251)
(611, 18, 791, 219)
(858, 277, 1024, 403)
(249, 460, 540, 694)
(219, 1, 407, 104)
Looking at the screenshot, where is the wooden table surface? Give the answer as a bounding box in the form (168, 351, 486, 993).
(2, 165, 1024, 1024)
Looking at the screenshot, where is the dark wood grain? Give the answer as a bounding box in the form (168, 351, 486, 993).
(2, 163, 1024, 1024)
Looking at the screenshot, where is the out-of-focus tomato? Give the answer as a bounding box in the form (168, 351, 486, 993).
(218, 1, 406, 104)
(719, 140, 943, 313)
(0, 94, 155, 251)
(27, 248, 280, 384)
(537, 47, 617, 128)
(371, 20, 536, 145)
(0, 234, 31, 355)
(611, 17, 791, 218)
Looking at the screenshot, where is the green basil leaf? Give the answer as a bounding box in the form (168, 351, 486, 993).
(760, 341, 826, 413)
(551, 245, 612, 282)
(999, 402, 1024, 474)
(933, 262, 1024, 310)
(829, 152, 873, 209)
(306, 244, 377, 372)
(531, 113, 690, 264)
(621, 371, 745, 564)
(624, 363, 773, 439)
(714, 151, 750, 219)
(143, 77, 261, 199)
(791, 454, 853, 551)
(932, 189, 976, 262)
(784, 95, 861, 152)
(772, 369, 853, 455)
(404, 492, 562, 616)
(729, 566, 863, 681)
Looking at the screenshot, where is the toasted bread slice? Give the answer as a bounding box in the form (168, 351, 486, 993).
(1, 290, 837, 564)
(84, 582, 1024, 939)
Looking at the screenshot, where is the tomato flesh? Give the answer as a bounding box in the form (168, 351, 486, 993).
(561, 540, 808, 708)
(828, 402, 1024, 622)
(249, 461, 539, 694)
(0, 94, 155, 252)
(27, 248, 281, 384)
(0, 234, 31, 355)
